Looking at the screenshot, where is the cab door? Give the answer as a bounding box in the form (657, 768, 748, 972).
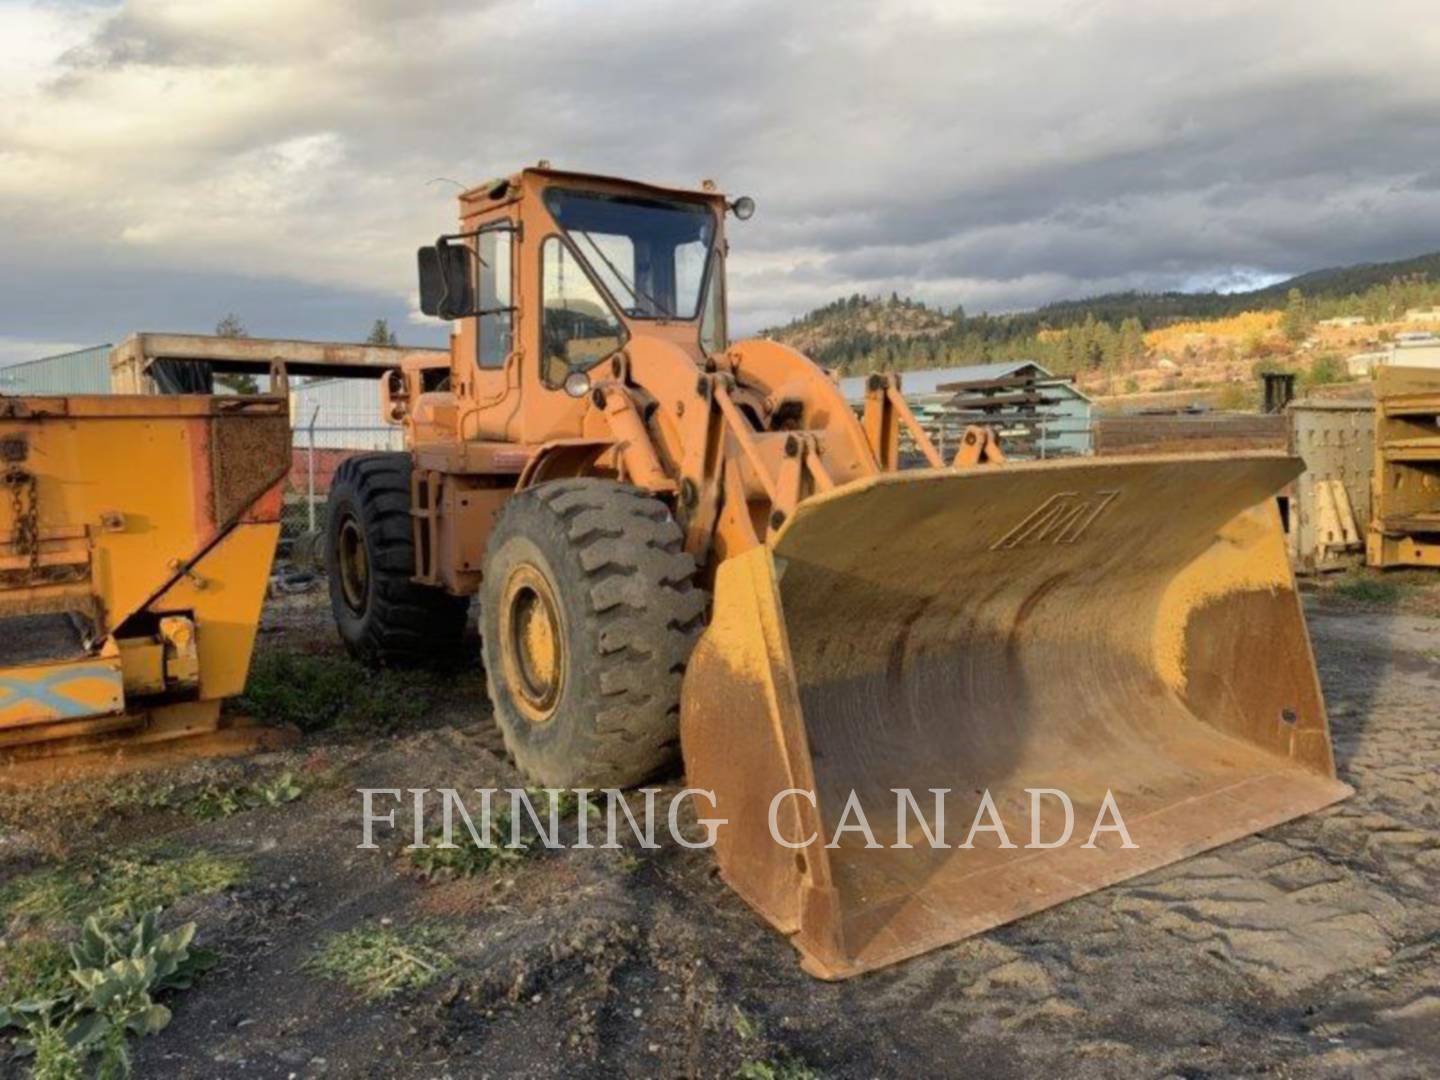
(458, 217, 519, 440)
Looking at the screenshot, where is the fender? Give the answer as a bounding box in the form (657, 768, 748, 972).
(515, 438, 616, 491)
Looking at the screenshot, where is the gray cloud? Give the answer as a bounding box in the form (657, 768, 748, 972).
(2, 0, 1439, 360)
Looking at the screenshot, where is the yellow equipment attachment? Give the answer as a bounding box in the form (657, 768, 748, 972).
(1368, 364, 1440, 568)
(0, 393, 290, 770)
(682, 451, 1350, 979)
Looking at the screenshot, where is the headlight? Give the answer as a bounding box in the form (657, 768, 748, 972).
(729, 196, 756, 220)
(563, 371, 591, 398)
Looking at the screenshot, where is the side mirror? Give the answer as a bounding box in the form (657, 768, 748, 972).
(417, 241, 473, 319)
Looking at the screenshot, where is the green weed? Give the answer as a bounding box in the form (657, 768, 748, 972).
(408, 789, 594, 881)
(737, 1059, 821, 1080)
(306, 924, 453, 1001)
(235, 651, 452, 734)
(1, 850, 245, 925)
(0, 910, 214, 1080)
(1330, 573, 1407, 607)
(0, 939, 71, 1006)
(0, 779, 184, 861)
(191, 771, 303, 821)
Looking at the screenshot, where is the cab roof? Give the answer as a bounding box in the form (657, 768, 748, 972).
(460, 166, 727, 210)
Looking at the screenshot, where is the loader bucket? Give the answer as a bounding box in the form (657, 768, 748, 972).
(681, 452, 1351, 979)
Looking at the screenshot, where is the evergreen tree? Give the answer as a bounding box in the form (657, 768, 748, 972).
(1280, 288, 1313, 342)
(366, 318, 399, 346)
(1118, 317, 1146, 366)
(213, 314, 259, 394)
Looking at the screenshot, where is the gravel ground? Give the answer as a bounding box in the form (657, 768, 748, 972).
(1, 587, 1436, 1079)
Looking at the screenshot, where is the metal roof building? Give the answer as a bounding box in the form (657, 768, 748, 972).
(0, 345, 113, 395)
(289, 377, 403, 451)
(839, 362, 1093, 458)
(838, 361, 1049, 403)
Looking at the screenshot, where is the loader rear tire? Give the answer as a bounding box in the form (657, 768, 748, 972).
(480, 479, 707, 787)
(327, 452, 469, 666)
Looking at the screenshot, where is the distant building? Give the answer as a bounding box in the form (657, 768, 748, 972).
(1403, 307, 1440, 323)
(839, 361, 1092, 458)
(288, 377, 402, 451)
(0, 345, 112, 394)
(1386, 337, 1440, 370)
(1349, 335, 1440, 376)
(1346, 351, 1388, 378)
(1318, 316, 1366, 329)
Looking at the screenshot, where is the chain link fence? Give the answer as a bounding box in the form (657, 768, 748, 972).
(276, 424, 403, 580)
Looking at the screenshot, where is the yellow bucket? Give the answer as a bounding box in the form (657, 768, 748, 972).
(681, 452, 1350, 978)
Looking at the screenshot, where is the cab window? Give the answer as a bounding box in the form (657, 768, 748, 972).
(476, 227, 513, 369)
(543, 188, 716, 320)
(699, 251, 725, 354)
(540, 236, 623, 387)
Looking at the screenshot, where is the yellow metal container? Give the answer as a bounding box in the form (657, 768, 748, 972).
(0, 393, 290, 761)
(1368, 365, 1440, 568)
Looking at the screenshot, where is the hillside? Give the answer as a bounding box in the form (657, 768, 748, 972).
(1027, 249, 1440, 327)
(774, 294, 954, 361)
(763, 248, 1440, 381)
(1265, 249, 1440, 299)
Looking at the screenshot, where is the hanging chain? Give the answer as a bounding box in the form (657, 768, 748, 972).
(5, 467, 40, 581)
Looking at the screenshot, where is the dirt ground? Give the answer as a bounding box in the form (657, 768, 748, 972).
(1, 578, 1438, 1079)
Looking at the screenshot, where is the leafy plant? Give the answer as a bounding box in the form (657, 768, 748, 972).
(20, 1007, 85, 1080)
(408, 828, 527, 881)
(191, 772, 303, 821)
(306, 925, 452, 1001)
(737, 1059, 821, 1080)
(189, 786, 244, 821)
(0, 910, 215, 1079)
(255, 772, 304, 806)
(408, 789, 594, 881)
(100, 782, 177, 814)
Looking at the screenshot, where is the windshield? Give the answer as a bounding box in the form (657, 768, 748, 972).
(543, 188, 716, 320)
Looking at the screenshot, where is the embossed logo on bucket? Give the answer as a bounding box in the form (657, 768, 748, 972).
(992, 489, 1120, 549)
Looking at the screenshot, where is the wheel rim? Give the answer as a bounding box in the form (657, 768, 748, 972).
(336, 514, 370, 614)
(501, 564, 565, 722)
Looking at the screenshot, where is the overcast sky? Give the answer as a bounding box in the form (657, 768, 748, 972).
(2, 0, 1439, 366)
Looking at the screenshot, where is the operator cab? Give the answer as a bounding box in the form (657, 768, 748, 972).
(417, 168, 735, 388)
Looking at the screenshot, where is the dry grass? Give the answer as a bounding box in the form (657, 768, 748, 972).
(1, 849, 245, 927)
(1320, 569, 1440, 615)
(305, 924, 454, 1001)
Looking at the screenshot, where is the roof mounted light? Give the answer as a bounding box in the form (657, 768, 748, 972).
(729, 196, 756, 221)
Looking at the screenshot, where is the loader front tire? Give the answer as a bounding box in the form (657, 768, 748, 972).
(326, 452, 469, 666)
(480, 479, 707, 787)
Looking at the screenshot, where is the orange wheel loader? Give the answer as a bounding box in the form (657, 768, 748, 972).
(326, 166, 1351, 978)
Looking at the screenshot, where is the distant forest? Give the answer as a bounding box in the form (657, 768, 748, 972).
(770, 250, 1440, 376)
